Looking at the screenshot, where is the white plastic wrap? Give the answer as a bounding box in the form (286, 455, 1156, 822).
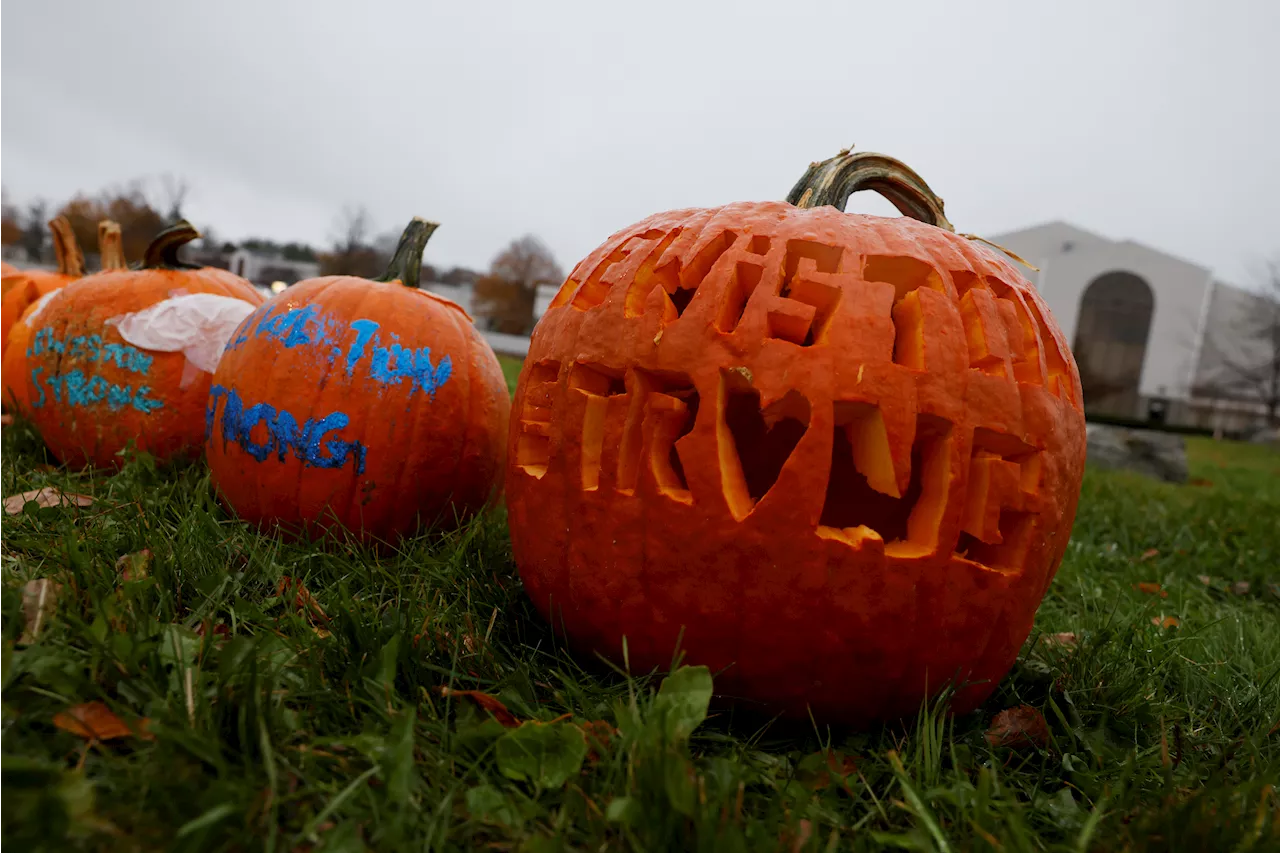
(25, 290, 63, 326)
(106, 293, 258, 375)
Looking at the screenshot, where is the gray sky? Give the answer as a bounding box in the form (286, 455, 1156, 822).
(3, 0, 1277, 283)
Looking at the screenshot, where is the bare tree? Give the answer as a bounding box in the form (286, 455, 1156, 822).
(319, 206, 383, 278)
(159, 174, 190, 221)
(21, 199, 49, 263)
(1, 187, 22, 249)
(472, 235, 564, 335)
(1194, 259, 1280, 426)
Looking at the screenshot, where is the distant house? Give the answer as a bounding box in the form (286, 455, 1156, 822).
(227, 249, 319, 289)
(988, 221, 1271, 432)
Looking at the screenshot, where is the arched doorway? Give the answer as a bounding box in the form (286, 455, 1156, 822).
(1072, 271, 1154, 416)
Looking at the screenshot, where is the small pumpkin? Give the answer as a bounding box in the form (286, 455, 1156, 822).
(26, 220, 263, 467)
(506, 150, 1086, 724)
(1, 216, 84, 354)
(206, 218, 510, 543)
(3, 222, 128, 416)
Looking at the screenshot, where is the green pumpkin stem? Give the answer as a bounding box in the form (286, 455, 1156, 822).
(786, 149, 954, 232)
(378, 217, 439, 289)
(143, 219, 204, 270)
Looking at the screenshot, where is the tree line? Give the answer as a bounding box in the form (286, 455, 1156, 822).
(1, 179, 563, 336)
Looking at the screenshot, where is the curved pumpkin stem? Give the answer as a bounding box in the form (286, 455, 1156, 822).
(143, 219, 203, 270)
(98, 220, 127, 271)
(48, 215, 86, 277)
(378, 217, 440, 289)
(787, 150, 954, 232)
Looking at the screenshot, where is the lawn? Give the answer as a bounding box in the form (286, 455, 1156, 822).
(2, 378, 1278, 850)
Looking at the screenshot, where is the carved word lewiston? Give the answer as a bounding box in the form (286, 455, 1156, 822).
(225, 304, 453, 398)
(26, 328, 163, 414)
(207, 385, 368, 474)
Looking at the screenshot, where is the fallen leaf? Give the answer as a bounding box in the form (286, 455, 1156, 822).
(1198, 575, 1212, 586)
(53, 701, 153, 742)
(312, 625, 332, 639)
(18, 578, 61, 646)
(115, 549, 153, 582)
(1136, 548, 1160, 563)
(1043, 632, 1078, 649)
(985, 705, 1049, 749)
(1133, 582, 1169, 598)
(1152, 615, 1181, 629)
(195, 622, 230, 645)
(4, 487, 93, 515)
(277, 576, 328, 622)
(1230, 581, 1250, 596)
(785, 819, 813, 853)
(1188, 477, 1214, 487)
(438, 687, 521, 728)
(578, 720, 616, 763)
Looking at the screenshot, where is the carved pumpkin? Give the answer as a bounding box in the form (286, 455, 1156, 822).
(26, 221, 263, 468)
(4, 222, 127, 416)
(206, 218, 510, 543)
(1, 217, 84, 355)
(506, 151, 1086, 724)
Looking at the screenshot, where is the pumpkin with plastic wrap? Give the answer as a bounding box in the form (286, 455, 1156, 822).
(26, 220, 263, 468)
(206, 218, 510, 543)
(4, 222, 128, 416)
(2, 217, 84, 355)
(505, 151, 1087, 724)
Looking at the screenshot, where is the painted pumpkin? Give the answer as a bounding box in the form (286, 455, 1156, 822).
(2, 216, 84, 355)
(3, 222, 127, 416)
(506, 151, 1086, 724)
(26, 220, 263, 468)
(206, 218, 510, 543)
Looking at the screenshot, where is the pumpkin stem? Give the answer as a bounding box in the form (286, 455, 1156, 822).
(786, 150, 954, 232)
(142, 219, 203, 270)
(98, 220, 127, 271)
(377, 217, 439, 289)
(48, 215, 85, 277)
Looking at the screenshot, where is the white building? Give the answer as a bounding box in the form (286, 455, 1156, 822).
(227, 249, 320, 288)
(989, 221, 1272, 432)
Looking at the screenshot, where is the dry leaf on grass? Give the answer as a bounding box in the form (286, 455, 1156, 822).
(1188, 477, 1214, 487)
(1043, 632, 1079, 649)
(1230, 581, 1251, 596)
(4, 487, 93, 515)
(53, 701, 153, 742)
(1136, 548, 1160, 563)
(19, 578, 61, 646)
(1152, 615, 1181, 629)
(438, 687, 521, 728)
(578, 720, 617, 763)
(985, 705, 1049, 749)
(115, 549, 153, 582)
(1133, 582, 1169, 598)
(277, 576, 328, 622)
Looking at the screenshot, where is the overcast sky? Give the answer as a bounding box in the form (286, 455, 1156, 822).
(3, 0, 1277, 283)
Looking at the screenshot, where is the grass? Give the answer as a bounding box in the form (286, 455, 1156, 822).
(2, 371, 1278, 850)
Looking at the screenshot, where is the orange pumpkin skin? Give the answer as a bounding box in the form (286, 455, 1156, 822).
(506, 154, 1086, 724)
(206, 219, 510, 543)
(26, 222, 263, 468)
(5, 222, 128, 417)
(2, 293, 60, 416)
(1, 218, 84, 356)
